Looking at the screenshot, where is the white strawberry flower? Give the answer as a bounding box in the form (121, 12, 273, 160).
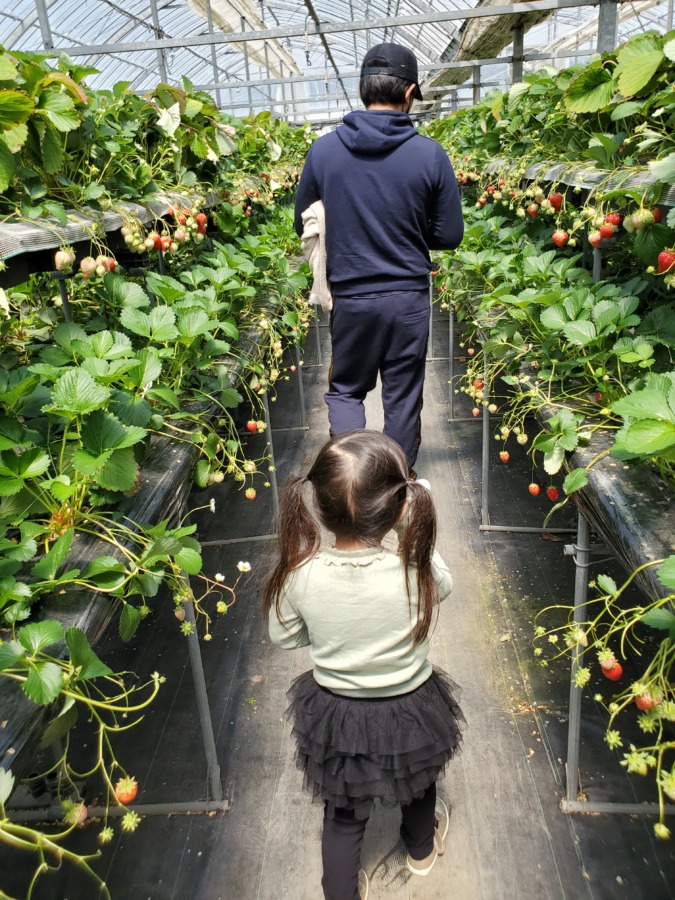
(215, 573, 225, 582)
(209, 498, 216, 513)
(237, 561, 251, 573)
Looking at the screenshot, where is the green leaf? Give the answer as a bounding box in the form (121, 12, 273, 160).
(543, 444, 565, 475)
(616, 33, 664, 97)
(72, 448, 112, 477)
(0, 447, 51, 481)
(144, 273, 185, 303)
(0, 639, 25, 671)
(665, 39, 675, 62)
(610, 100, 642, 121)
(40, 697, 78, 749)
(65, 628, 112, 680)
(23, 661, 63, 705)
(0, 139, 17, 192)
(634, 224, 675, 265)
(640, 608, 675, 630)
(565, 64, 615, 114)
(31, 528, 74, 581)
(194, 458, 210, 488)
(611, 390, 673, 422)
(18, 619, 64, 654)
(38, 90, 79, 132)
(219, 387, 243, 409)
(597, 574, 618, 595)
(0, 416, 26, 452)
(128, 348, 162, 388)
(111, 392, 152, 427)
(80, 409, 146, 454)
(0, 55, 18, 81)
(563, 320, 597, 346)
(174, 545, 202, 575)
(96, 448, 138, 492)
(156, 102, 181, 137)
(119, 603, 142, 641)
(540, 305, 568, 330)
(91, 330, 133, 360)
(46, 369, 110, 417)
(41, 123, 64, 174)
(148, 306, 178, 342)
(145, 386, 181, 411)
(0, 768, 15, 805)
(0, 90, 35, 130)
(563, 467, 588, 494)
(104, 276, 149, 310)
(178, 309, 212, 341)
(656, 555, 675, 590)
(622, 419, 675, 454)
(648, 152, 675, 184)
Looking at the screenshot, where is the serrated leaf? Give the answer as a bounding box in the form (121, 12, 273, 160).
(111, 392, 152, 427)
(41, 123, 64, 174)
(611, 390, 673, 422)
(104, 276, 149, 310)
(665, 39, 675, 62)
(18, 619, 64, 654)
(543, 444, 565, 475)
(616, 33, 664, 97)
(219, 387, 243, 409)
(657, 556, 675, 589)
(622, 419, 675, 454)
(648, 152, 675, 185)
(147, 307, 178, 342)
(565, 64, 615, 114)
(178, 309, 212, 340)
(0, 639, 25, 671)
(540, 305, 568, 330)
(72, 448, 112, 476)
(640, 607, 675, 630)
(0, 416, 26, 452)
(40, 697, 78, 748)
(610, 100, 642, 121)
(96, 447, 138, 492)
(31, 528, 74, 581)
(119, 603, 142, 641)
(0, 766, 15, 805)
(563, 320, 597, 346)
(65, 628, 112, 681)
(597, 574, 618, 595)
(2, 122, 27, 153)
(0, 55, 18, 81)
(46, 369, 110, 417)
(80, 409, 146, 455)
(145, 386, 181, 411)
(38, 90, 79, 132)
(174, 546, 202, 575)
(0, 448, 50, 481)
(128, 348, 162, 388)
(144, 272, 185, 303)
(0, 138, 16, 192)
(563, 467, 588, 494)
(156, 102, 181, 137)
(0, 89, 35, 130)
(23, 660, 63, 705)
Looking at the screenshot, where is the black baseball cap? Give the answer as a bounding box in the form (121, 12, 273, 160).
(361, 43, 424, 101)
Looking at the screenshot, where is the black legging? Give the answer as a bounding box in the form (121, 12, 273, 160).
(321, 784, 437, 900)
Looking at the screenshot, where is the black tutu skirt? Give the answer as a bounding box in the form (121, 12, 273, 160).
(286, 667, 464, 820)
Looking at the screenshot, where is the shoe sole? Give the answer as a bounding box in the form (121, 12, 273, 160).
(406, 850, 438, 877)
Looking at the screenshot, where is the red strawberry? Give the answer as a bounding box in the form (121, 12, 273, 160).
(635, 693, 658, 711)
(473, 379, 484, 389)
(246, 420, 258, 433)
(652, 208, 661, 223)
(595, 392, 603, 402)
(549, 192, 563, 211)
(472, 408, 480, 417)
(195, 212, 208, 226)
(499, 451, 510, 463)
(604, 212, 622, 227)
(245, 487, 257, 500)
(114, 776, 138, 805)
(487, 185, 496, 194)
(526, 204, 539, 218)
(528, 483, 540, 497)
(599, 224, 615, 240)
(657, 250, 675, 274)
(588, 231, 603, 248)
(546, 486, 559, 502)
(552, 230, 569, 247)
(602, 662, 623, 681)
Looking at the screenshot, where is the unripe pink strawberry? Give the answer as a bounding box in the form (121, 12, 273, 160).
(80, 257, 97, 278)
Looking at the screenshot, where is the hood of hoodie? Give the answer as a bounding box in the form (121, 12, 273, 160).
(336, 109, 417, 156)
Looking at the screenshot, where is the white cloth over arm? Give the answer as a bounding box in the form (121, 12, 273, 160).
(300, 200, 332, 312)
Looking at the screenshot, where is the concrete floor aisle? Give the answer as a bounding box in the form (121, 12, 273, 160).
(8, 310, 672, 900)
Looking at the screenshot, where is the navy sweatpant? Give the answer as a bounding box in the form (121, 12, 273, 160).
(326, 288, 430, 469)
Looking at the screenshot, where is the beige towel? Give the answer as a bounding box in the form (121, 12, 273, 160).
(300, 200, 332, 312)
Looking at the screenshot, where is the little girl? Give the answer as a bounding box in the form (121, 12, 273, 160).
(263, 430, 463, 900)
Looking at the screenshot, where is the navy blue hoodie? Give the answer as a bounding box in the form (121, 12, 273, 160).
(294, 109, 463, 296)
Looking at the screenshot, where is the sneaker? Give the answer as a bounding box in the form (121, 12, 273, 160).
(406, 797, 450, 877)
(358, 868, 369, 900)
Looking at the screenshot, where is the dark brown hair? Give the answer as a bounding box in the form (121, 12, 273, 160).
(262, 430, 439, 645)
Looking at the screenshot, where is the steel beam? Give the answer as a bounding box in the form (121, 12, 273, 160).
(33, 0, 55, 50)
(511, 24, 524, 84)
(596, 0, 619, 52)
(149, 0, 169, 83)
(45, 0, 606, 58)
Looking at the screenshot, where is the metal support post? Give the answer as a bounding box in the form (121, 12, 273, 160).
(448, 304, 455, 420)
(592, 246, 602, 283)
(204, 0, 222, 107)
(480, 351, 490, 529)
(34, 0, 55, 49)
(157, 246, 166, 275)
(472, 66, 480, 105)
(314, 309, 323, 367)
(511, 25, 524, 84)
(149, 0, 169, 83)
(183, 600, 224, 802)
(261, 390, 280, 523)
(241, 18, 253, 113)
(450, 90, 458, 113)
(596, 0, 618, 53)
(427, 276, 434, 360)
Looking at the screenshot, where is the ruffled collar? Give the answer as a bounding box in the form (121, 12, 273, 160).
(322, 546, 385, 567)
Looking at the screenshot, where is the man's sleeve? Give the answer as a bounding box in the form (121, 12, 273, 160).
(294, 146, 321, 237)
(427, 144, 464, 251)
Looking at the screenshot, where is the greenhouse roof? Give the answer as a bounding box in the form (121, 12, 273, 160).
(0, 0, 673, 122)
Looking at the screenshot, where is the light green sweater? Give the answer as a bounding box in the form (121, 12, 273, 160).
(268, 545, 452, 697)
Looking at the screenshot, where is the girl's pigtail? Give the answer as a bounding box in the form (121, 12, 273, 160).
(399, 482, 439, 645)
(262, 476, 320, 623)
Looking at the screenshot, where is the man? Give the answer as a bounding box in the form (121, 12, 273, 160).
(294, 43, 464, 474)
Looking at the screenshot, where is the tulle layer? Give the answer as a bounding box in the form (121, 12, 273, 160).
(286, 668, 464, 819)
